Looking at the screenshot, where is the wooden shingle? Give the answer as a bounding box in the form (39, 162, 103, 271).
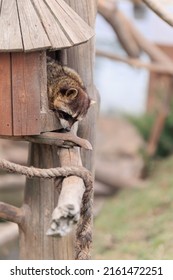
(0, 0, 23, 52)
(0, 0, 94, 52)
(17, 0, 51, 51)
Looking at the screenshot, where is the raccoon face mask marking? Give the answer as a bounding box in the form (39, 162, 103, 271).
(47, 57, 95, 131)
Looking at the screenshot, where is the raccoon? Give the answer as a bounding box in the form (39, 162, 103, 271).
(47, 57, 94, 131)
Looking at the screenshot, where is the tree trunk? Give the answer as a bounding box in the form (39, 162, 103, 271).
(19, 0, 97, 260)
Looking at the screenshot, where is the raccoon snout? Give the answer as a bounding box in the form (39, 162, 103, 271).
(59, 118, 72, 131)
(65, 127, 71, 132)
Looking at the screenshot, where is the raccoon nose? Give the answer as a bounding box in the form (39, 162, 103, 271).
(66, 126, 71, 132)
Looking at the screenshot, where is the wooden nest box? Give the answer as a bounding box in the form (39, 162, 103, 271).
(0, 0, 94, 136)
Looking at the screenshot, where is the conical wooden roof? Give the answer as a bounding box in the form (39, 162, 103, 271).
(0, 0, 94, 52)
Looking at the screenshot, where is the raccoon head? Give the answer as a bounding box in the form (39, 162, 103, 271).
(50, 85, 94, 131)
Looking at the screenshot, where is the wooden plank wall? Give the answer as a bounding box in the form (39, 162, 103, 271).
(0, 53, 13, 135)
(12, 52, 41, 135)
(0, 52, 41, 136)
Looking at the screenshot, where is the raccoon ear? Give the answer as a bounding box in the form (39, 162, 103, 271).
(66, 88, 78, 99)
(90, 99, 96, 106)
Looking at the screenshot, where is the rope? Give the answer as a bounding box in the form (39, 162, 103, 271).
(0, 158, 93, 260)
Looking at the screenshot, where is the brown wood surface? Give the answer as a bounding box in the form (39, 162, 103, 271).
(11, 52, 41, 135)
(147, 74, 173, 156)
(98, 0, 140, 58)
(33, 0, 71, 49)
(147, 45, 173, 112)
(19, 0, 97, 260)
(40, 111, 61, 132)
(0, 0, 93, 52)
(146, 46, 173, 156)
(65, 0, 98, 173)
(0, 53, 12, 135)
(20, 144, 74, 259)
(17, 0, 50, 51)
(96, 49, 173, 75)
(44, 0, 94, 45)
(47, 144, 85, 241)
(159, 45, 173, 60)
(39, 50, 61, 132)
(0, 0, 23, 52)
(0, 131, 92, 149)
(38, 50, 61, 132)
(0, 202, 24, 225)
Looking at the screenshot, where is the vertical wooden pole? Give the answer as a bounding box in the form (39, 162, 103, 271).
(147, 45, 173, 112)
(64, 0, 98, 174)
(19, 1, 97, 260)
(147, 46, 173, 156)
(20, 144, 74, 259)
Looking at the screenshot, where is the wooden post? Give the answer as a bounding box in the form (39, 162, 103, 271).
(20, 144, 74, 259)
(147, 45, 173, 112)
(64, 0, 98, 174)
(19, 0, 97, 260)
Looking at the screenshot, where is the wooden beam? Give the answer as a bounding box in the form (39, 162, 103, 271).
(47, 145, 85, 237)
(147, 75, 173, 156)
(0, 202, 24, 225)
(0, 131, 92, 150)
(96, 49, 173, 75)
(98, 0, 141, 58)
(142, 0, 173, 27)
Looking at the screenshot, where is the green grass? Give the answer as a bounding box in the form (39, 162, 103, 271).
(93, 156, 173, 259)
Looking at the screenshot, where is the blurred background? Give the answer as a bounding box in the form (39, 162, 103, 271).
(94, 0, 173, 259)
(1, 0, 173, 260)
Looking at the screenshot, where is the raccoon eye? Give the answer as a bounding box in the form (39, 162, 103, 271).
(58, 110, 72, 121)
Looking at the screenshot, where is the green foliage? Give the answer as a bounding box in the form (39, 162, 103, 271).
(158, 112, 173, 157)
(129, 111, 173, 158)
(128, 114, 154, 142)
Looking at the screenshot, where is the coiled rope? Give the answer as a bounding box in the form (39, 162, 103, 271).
(0, 158, 93, 260)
